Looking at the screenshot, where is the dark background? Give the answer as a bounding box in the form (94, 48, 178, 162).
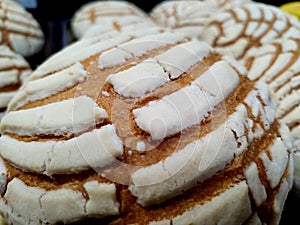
(14, 1, 298, 224)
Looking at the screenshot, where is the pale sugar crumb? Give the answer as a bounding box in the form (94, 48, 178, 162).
(136, 141, 146, 152)
(130, 62, 138, 66)
(102, 91, 110, 97)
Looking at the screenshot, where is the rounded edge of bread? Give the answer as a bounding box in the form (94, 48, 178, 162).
(0, 31, 294, 224)
(0, 0, 44, 57)
(70, 0, 149, 39)
(0, 45, 32, 117)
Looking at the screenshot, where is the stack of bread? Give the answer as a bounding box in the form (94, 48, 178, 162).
(0, 0, 44, 117)
(0, 0, 298, 225)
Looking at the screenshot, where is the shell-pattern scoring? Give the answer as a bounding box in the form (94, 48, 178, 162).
(244, 37, 300, 193)
(200, 2, 300, 193)
(0, 30, 293, 225)
(0, 45, 31, 114)
(203, 0, 252, 9)
(244, 38, 300, 146)
(200, 2, 300, 59)
(70, 0, 150, 39)
(0, 0, 44, 57)
(81, 19, 167, 40)
(149, 0, 251, 38)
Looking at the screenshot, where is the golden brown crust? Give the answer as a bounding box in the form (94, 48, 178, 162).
(0, 31, 292, 225)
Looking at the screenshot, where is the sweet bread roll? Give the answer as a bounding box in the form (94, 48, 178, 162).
(244, 38, 300, 194)
(70, 0, 150, 39)
(199, 2, 300, 194)
(0, 32, 293, 225)
(200, 2, 300, 60)
(0, 0, 44, 57)
(82, 20, 165, 40)
(150, 0, 251, 38)
(0, 45, 31, 118)
(203, 0, 252, 9)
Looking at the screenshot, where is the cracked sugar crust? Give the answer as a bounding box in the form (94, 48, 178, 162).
(200, 2, 300, 60)
(0, 45, 31, 111)
(0, 0, 44, 57)
(82, 20, 166, 40)
(243, 38, 300, 148)
(0, 32, 293, 224)
(70, 0, 150, 39)
(150, 0, 217, 38)
(0, 121, 293, 225)
(199, 1, 300, 193)
(150, 0, 251, 38)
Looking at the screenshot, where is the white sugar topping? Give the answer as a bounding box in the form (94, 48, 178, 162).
(30, 35, 131, 80)
(260, 139, 289, 189)
(171, 181, 251, 225)
(1, 96, 108, 137)
(0, 91, 17, 109)
(106, 59, 168, 98)
(0, 157, 7, 195)
(0, 0, 44, 56)
(244, 163, 267, 206)
(98, 32, 187, 69)
(0, 45, 31, 96)
(129, 123, 236, 206)
(133, 60, 239, 140)
(129, 80, 277, 206)
(136, 141, 146, 152)
(71, 0, 147, 39)
(102, 91, 110, 97)
(7, 62, 88, 111)
(155, 41, 212, 79)
(4, 178, 119, 224)
(0, 124, 123, 175)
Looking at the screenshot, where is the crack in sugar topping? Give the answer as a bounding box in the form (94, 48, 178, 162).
(0, 0, 44, 57)
(0, 31, 293, 225)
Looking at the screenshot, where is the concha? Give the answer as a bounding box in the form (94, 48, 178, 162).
(0, 31, 293, 225)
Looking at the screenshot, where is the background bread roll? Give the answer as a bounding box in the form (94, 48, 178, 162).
(0, 45, 31, 119)
(149, 0, 251, 38)
(70, 0, 151, 39)
(0, 0, 44, 57)
(0, 30, 293, 225)
(199, 2, 300, 195)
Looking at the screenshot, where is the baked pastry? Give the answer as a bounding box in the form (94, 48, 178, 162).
(82, 20, 165, 40)
(150, 0, 251, 38)
(199, 2, 300, 194)
(200, 2, 300, 60)
(70, 0, 150, 39)
(0, 45, 31, 118)
(203, 0, 252, 8)
(0, 31, 293, 225)
(0, 0, 44, 57)
(244, 38, 300, 195)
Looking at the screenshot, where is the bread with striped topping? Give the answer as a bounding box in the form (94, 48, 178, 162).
(199, 2, 300, 194)
(150, 0, 251, 38)
(0, 0, 44, 57)
(0, 45, 31, 118)
(70, 0, 151, 40)
(0, 32, 293, 225)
